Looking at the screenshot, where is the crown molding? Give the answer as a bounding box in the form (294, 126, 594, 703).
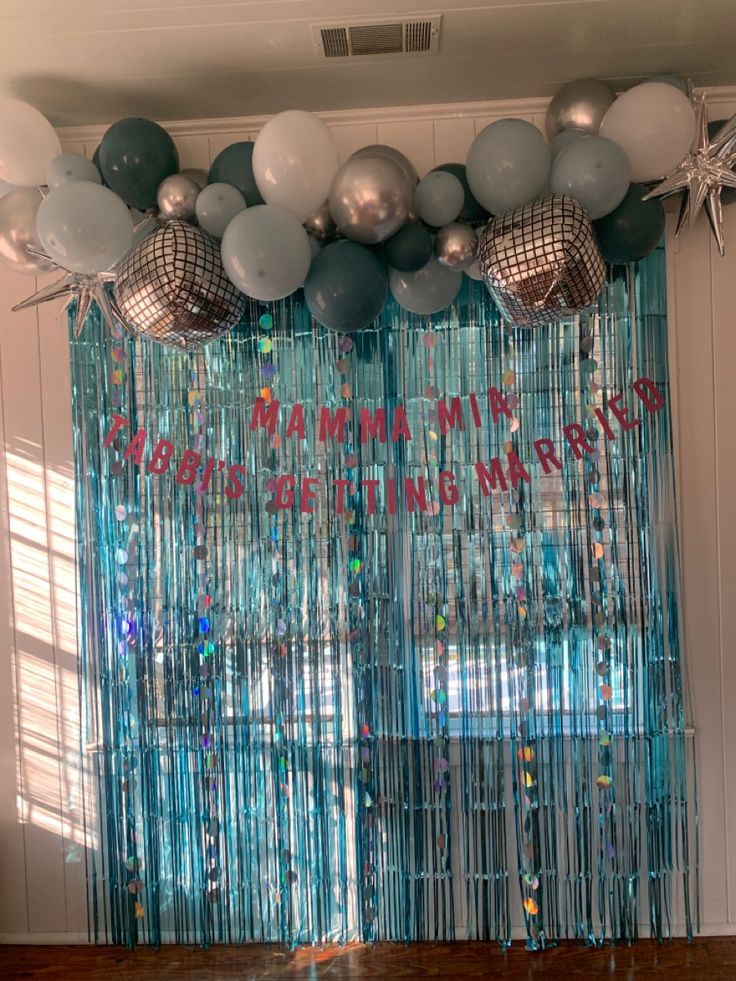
(55, 86, 736, 145)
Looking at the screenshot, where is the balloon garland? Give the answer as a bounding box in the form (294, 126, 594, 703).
(0, 76, 732, 347)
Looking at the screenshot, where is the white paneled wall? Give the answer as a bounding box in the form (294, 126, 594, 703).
(1, 93, 735, 940)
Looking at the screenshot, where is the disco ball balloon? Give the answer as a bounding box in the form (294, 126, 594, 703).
(477, 195, 605, 327)
(113, 221, 246, 349)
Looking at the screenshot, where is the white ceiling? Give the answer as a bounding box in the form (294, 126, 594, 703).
(1, 0, 735, 125)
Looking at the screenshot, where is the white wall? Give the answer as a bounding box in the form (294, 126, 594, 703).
(0, 92, 735, 941)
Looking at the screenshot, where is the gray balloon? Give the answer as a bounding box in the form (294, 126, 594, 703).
(304, 200, 336, 241)
(434, 222, 478, 270)
(389, 256, 462, 315)
(545, 78, 616, 140)
(157, 174, 200, 222)
(329, 154, 413, 245)
(0, 187, 55, 275)
(352, 144, 419, 189)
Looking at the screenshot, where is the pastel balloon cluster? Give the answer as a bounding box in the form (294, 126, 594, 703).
(0, 76, 701, 341)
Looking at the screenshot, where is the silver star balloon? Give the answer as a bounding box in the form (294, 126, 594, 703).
(643, 87, 736, 255)
(10, 213, 154, 337)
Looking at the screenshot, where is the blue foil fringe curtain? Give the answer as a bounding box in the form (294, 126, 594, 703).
(70, 247, 697, 949)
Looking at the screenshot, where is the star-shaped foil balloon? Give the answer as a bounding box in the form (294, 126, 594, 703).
(643, 88, 736, 255)
(11, 214, 155, 337)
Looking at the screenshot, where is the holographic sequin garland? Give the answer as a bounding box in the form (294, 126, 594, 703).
(71, 249, 697, 948)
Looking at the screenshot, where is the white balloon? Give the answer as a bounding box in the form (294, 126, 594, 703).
(221, 204, 312, 301)
(0, 99, 61, 187)
(599, 82, 696, 182)
(253, 110, 339, 223)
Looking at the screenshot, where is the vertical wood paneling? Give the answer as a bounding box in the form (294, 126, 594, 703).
(330, 123, 378, 163)
(0, 267, 30, 935)
(0, 266, 68, 933)
(375, 120, 436, 177)
(432, 117, 475, 166)
(669, 218, 729, 927)
(707, 203, 736, 926)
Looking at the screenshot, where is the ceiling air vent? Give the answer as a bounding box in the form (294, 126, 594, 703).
(313, 16, 441, 59)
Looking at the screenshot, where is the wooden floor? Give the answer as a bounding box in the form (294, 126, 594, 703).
(2, 940, 736, 980)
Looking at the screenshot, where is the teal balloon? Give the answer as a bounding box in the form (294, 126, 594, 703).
(550, 135, 630, 219)
(383, 224, 433, 272)
(431, 162, 487, 223)
(208, 142, 264, 207)
(466, 119, 551, 214)
(47, 153, 101, 188)
(99, 118, 178, 210)
(389, 256, 462, 315)
(593, 183, 665, 264)
(92, 145, 108, 187)
(305, 241, 388, 332)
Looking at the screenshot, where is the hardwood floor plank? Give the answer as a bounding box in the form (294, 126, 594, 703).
(2, 940, 736, 981)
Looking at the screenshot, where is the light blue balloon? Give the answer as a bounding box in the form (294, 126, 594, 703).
(389, 256, 462, 315)
(550, 128, 587, 158)
(195, 182, 246, 239)
(550, 134, 630, 220)
(36, 181, 133, 273)
(466, 118, 551, 214)
(221, 204, 311, 301)
(413, 171, 464, 227)
(47, 153, 102, 188)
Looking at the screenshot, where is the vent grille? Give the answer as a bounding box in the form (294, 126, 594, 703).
(320, 27, 349, 59)
(314, 17, 440, 59)
(349, 23, 403, 56)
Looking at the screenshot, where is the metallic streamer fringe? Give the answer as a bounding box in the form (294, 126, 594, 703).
(70, 248, 698, 949)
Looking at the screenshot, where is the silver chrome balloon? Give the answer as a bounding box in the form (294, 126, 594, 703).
(156, 174, 200, 223)
(476, 195, 605, 326)
(113, 221, 246, 349)
(329, 154, 413, 245)
(352, 144, 419, 189)
(304, 200, 336, 241)
(545, 78, 616, 140)
(434, 222, 478, 270)
(0, 187, 56, 275)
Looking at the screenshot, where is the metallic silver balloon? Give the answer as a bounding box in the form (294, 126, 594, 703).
(179, 167, 208, 190)
(434, 222, 478, 270)
(352, 144, 419, 189)
(477, 195, 605, 326)
(113, 221, 246, 349)
(0, 187, 56, 275)
(545, 78, 616, 140)
(304, 200, 336, 241)
(329, 155, 413, 245)
(156, 174, 200, 223)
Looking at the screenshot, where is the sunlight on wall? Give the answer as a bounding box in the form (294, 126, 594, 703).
(6, 447, 95, 851)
